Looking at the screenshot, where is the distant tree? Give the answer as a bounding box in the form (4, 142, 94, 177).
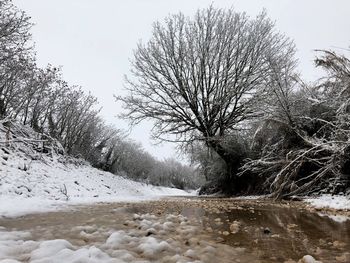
(118, 6, 296, 191)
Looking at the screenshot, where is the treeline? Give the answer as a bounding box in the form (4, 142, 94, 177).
(0, 0, 200, 190)
(92, 138, 201, 189)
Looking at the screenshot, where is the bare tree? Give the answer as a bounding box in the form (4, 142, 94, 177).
(0, 0, 32, 64)
(118, 6, 296, 188)
(0, 0, 32, 117)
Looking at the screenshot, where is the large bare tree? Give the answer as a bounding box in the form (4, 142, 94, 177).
(118, 7, 296, 184)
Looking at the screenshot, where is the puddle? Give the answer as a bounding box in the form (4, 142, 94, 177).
(0, 198, 349, 263)
(194, 200, 350, 262)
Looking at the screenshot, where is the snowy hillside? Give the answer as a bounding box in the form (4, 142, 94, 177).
(0, 121, 191, 218)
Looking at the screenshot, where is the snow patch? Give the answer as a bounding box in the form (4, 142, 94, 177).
(317, 213, 349, 223)
(305, 194, 350, 210)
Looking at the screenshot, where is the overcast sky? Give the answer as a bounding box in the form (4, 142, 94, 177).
(13, 0, 350, 161)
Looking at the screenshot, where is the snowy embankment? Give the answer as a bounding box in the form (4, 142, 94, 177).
(0, 147, 192, 218)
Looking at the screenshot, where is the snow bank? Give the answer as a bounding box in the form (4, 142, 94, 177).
(0, 149, 192, 218)
(305, 194, 350, 210)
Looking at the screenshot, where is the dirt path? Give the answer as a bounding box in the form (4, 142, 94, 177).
(0, 198, 349, 263)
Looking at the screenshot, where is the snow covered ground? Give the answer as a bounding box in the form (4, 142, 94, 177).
(304, 194, 350, 210)
(0, 149, 192, 218)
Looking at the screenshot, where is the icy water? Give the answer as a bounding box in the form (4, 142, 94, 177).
(0, 198, 349, 263)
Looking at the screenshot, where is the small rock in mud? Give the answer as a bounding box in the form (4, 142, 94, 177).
(263, 227, 271, 234)
(187, 237, 199, 246)
(184, 249, 197, 259)
(145, 228, 156, 236)
(318, 239, 327, 246)
(216, 237, 224, 243)
(332, 240, 346, 249)
(229, 221, 240, 234)
(206, 227, 213, 233)
(336, 252, 350, 262)
(314, 247, 322, 255)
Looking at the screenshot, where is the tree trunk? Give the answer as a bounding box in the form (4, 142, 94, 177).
(207, 139, 241, 194)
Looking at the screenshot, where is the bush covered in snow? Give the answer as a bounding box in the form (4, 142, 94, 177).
(192, 50, 350, 198)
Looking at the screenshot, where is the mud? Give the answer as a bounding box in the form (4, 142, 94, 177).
(0, 197, 349, 263)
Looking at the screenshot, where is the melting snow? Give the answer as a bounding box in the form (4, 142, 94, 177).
(0, 213, 242, 263)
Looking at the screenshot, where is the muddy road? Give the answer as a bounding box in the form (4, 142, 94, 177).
(0, 198, 349, 263)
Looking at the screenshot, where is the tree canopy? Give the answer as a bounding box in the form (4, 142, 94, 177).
(118, 6, 297, 179)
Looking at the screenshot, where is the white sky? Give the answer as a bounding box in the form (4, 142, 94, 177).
(13, 0, 350, 161)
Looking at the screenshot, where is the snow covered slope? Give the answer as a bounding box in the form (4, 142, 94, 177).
(0, 154, 191, 218)
(0, 122, 191, 218)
